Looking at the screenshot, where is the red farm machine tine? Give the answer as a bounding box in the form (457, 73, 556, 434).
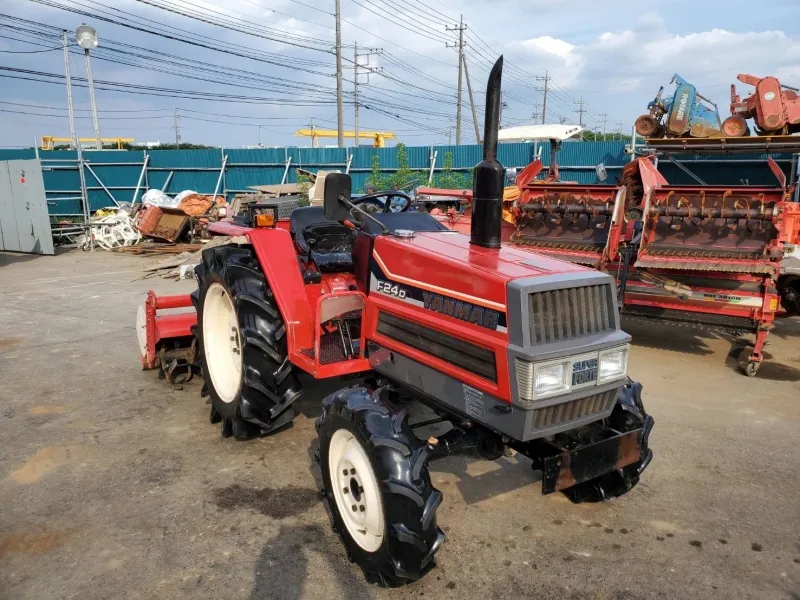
(137, 290, 198, 385)
(622, 157, 799, 376)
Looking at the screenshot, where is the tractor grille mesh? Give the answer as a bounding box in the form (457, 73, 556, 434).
(531, 390, 616, 432)
(528, 285, 614, 345)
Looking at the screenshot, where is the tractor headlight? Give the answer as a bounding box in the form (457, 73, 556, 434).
(533, 361, 569, 397)
(598, 346, 629, 383)
(516, 358, 570, 404)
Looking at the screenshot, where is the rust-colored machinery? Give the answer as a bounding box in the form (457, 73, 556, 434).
(420, 155, 800, 376)
(728, 74, 800, 136)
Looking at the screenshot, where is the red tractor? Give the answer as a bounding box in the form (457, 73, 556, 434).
(139, 57, 654, 586)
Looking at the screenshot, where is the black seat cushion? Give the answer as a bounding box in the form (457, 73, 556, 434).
(361, 211, 449, 235)
(290, 206, 355, 273)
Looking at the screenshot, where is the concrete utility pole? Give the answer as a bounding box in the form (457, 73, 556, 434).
(600, 111, 609, 136)
(334, 0, 344, 148)
(531, 101, 540, 123)
(353, 41, 359, 148)
(353, 45, 381, 148)
(446, 15, 467, 144)
(173, 107, 181, 147)
(536, 71, 550, 124)
(62, 31, 77, 150)
(461, 54, 481, 143)
(575, 97, 586, 140)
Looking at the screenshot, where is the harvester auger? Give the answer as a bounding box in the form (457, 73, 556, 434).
(138, 57, 654, 586)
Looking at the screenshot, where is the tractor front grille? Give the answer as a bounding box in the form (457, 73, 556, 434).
(531, 390, 616, 432)
(528, 284, 614, 345)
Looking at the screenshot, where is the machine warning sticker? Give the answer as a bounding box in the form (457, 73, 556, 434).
(463, 385, 485, 420)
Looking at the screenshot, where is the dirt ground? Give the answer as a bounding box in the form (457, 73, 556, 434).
(1, 248, 798, 600)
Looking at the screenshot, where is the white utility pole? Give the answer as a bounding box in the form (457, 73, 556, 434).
(62, 31, 77, 150)
(600, 111, 609, 136)
(334, 0, 344, 148)
(173, 107, 181, 147)
(446, 15, 467, 144)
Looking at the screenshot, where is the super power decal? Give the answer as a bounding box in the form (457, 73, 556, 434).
(369, 261, 507, 332)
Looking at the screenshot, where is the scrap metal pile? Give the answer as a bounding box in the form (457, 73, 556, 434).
(57, 190, 229, 252)
(418, 155, 800, 376)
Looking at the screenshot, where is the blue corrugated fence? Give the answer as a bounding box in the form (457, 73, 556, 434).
(0, 141, 790, 216)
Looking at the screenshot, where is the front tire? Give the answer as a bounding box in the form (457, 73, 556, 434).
(193, 245, 302, 439)
(316, 387, 445, 587)
(563, 380, 654, 503)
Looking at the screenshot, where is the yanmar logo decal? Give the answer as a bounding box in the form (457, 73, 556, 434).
(423, 291, 500, 331)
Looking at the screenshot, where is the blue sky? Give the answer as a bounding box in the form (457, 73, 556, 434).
(1, 0, 798, 148)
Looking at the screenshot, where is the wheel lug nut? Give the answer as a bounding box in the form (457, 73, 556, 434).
(342, 469, 348, 475)
(350, 468, 356, 475)
(351, 505, 357, 512)
(359, 505, 365, 512)
(343, 488, 349, 494)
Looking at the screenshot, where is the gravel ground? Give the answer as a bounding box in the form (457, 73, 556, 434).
(1, 248, 798, 600)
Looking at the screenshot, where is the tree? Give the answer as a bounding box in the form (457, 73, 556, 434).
(433, 152, 470, 189)
(366, 143, 426, 191)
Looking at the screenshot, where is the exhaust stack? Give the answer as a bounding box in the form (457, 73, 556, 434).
(470, 56, 504, 249)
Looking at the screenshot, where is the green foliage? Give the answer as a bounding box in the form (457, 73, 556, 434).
(365, 143, 426, 191)
(433, 152, 470, 189)
(579, 131, 632, 143)
(296, 172, 312, 207)
(124, 142, 214, 150)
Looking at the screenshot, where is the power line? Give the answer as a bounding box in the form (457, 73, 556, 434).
(0, 45, 60, 53)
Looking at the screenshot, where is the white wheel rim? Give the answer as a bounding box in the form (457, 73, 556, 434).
(328, 429, 385, 552)
(202, 283, 242, 403)
(136, 302, 148, 358)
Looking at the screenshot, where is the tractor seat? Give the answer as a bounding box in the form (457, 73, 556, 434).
(290, 206, 356, 273)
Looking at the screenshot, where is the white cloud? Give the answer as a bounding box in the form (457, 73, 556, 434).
(1, 0, 798, 146)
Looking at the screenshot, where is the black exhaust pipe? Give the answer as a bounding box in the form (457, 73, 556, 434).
(470, 56, 504, 249)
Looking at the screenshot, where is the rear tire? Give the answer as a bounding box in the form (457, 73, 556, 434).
(193, 245, 301, 439)
(316, 387, 445, 586)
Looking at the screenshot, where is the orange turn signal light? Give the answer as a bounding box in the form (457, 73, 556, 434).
(254, 213, 276, 227)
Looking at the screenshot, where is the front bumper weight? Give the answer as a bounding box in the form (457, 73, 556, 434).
(540, 428, 644, 495)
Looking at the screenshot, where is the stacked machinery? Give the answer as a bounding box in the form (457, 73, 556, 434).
(418, 154, 799, 376)
(637, 72, 800, 139)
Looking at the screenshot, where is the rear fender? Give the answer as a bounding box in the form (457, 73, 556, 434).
(246, 227, 315, 355)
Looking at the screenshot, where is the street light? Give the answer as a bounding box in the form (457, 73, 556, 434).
(75, 24, 102, 150)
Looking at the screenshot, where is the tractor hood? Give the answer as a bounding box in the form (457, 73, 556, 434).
(372, 231, 592, 312)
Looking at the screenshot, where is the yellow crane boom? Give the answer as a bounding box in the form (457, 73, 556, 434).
(40, 136, 135, 150)
(295, 129, 396, 148)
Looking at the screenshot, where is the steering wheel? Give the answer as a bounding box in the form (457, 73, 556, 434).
(352, 191, 412, 213)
